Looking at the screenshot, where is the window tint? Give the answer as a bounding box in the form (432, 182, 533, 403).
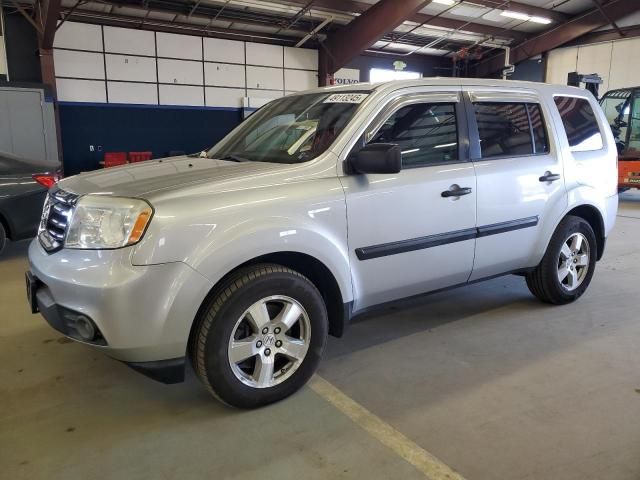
(554, 96, 603, 151)
(527, 104, 549, 154)
(474, 103, 533, 157)
(369, 103, 458, 167)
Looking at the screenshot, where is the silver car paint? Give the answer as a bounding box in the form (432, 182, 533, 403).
(28, 78, 618, 363)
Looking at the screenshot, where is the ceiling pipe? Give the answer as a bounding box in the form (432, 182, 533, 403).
(295, 16, 333, 47)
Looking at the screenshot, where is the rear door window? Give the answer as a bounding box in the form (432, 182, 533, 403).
(474, 102, 549, 158)
(553, 96, 603, 151)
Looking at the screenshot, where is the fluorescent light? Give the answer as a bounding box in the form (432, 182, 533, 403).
(500, 10, 552, 24)
(529, 15, 552, 24)
(500, 10, 531, 21)
(434, 143, 457, 149)
(433, 0, 456, 5)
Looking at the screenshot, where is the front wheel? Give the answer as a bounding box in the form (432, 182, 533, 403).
(190, 263, 328, 408)
(526, 215, 597, 305)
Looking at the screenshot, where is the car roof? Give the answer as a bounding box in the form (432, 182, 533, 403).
(298, 77, 590, 98)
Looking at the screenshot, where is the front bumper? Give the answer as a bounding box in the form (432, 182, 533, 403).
(27, 239, 213, 365)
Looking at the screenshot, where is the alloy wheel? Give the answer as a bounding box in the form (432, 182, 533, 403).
(227, 295, 311, 389)
(557, 232, 590, 292)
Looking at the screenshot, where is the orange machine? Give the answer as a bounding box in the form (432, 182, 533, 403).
(600, 87, 640, 191)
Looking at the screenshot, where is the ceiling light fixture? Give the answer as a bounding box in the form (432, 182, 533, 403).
(529, 15, 552, 24)
(432, 0, 457, 5)
(500, 10, 531, 21)
(500, 10, 551, 24)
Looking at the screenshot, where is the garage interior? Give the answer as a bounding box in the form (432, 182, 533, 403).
(2, 0, 640, 479)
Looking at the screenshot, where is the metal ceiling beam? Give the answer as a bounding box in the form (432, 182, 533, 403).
(285, 0, 528, 42)
(589, 0, 625, 37)
(40, 0, 63, 48)
(565, 25, 640, 46)
(321, 0, 434, 75)
(475, 0, 639, 76)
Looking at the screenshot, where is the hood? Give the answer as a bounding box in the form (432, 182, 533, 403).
(56, 155, 292, 198)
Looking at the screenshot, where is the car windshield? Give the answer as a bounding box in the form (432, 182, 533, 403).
(207, 92, 369, 164)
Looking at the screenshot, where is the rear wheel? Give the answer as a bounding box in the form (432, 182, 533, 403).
(526, 216, 597, 305)
(190, 263, 328, 408)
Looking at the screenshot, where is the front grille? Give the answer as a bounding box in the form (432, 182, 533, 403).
(38, 188, 79, 253)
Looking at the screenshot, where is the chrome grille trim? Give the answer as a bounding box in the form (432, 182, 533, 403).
(38, 188, 79, 253)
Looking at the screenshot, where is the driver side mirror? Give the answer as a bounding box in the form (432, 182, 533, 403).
(347, 143, 402, 175)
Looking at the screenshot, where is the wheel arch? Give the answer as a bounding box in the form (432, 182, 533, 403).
(565, 204, 606, 260)
(189, 251, 351, 349)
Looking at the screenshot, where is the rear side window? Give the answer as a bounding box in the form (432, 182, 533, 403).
(554, 96, 603, 151)
(474, 102, 549, 158)
(369, 102, 458, 167)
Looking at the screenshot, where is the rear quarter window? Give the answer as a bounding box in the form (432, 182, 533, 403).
(553, 96, 603, 151)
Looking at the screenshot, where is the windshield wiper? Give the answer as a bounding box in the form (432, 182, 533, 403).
(220, 154, 250, 163)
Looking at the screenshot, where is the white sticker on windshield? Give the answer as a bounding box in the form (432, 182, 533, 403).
(324, 93, 369, 104)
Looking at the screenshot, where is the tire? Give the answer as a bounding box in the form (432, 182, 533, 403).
(526, 215, 597, 305)
(0, 222, 6, 256)
(190, 263, 328, 408)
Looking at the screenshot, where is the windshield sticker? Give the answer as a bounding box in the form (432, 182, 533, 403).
(324, 93, 369, 104)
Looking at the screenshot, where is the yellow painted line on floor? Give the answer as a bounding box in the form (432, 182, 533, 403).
(309, 376, 466, 480)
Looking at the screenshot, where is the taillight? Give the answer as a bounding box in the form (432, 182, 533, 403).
(32, 173, 61, 188)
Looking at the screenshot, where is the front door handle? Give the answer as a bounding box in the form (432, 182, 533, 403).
(539, 172, 561, 183)
(441, 185, 473, 198)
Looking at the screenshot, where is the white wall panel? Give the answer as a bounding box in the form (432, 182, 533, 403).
(547, 37, 640, 92)
(283, 47, 317, 71)
(246, 43, 283, 67)
(204, 38, 244, 64)
(159, 84, 204, 106)
(156, 32, 202, 60)
(284, 69, 317, 92)
(247, 89, 283, 108)
(108, 81, 158, 104)
(577, 43, 613, 93)
(54, 22, 102, 51)
(246, 66, 283, 91)
(546, 47, 577, 85)
(158, 59, 203, 85)
(104, 26, 155, 56)
(609, 38, 640, 90)
(205, 87, 245, 108)
(204, 62, 245, 87)
(57, 78, 106, 102)
(106, 54, 156, 82)
(54, 49, 105, 79)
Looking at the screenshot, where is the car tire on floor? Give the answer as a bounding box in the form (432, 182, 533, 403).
(526, 215, 597, 305)
(190, 263, 328, 408)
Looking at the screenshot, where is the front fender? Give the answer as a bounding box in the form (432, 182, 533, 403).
(188, 219, 353, 303)
(131, 181, 353, 303)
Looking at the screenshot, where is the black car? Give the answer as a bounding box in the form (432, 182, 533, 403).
(0, 152, 61, 255)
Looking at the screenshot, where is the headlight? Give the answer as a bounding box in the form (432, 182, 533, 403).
(65, 195, 153, 249)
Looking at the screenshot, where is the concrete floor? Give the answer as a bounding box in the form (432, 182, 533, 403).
(2, 193, 640, 480)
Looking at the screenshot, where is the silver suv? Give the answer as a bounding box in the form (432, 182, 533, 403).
(26, 79, 618, 408)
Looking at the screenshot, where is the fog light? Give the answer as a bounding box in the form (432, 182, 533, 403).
(64, 313, 96, 341)
(75, 315, 96, 341)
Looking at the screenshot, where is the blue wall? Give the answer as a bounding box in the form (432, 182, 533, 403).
(59, 103, 242, 175)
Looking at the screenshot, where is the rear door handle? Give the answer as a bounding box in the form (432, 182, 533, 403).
(539, 172, 561, 183)
(441, 185, 473, 198)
